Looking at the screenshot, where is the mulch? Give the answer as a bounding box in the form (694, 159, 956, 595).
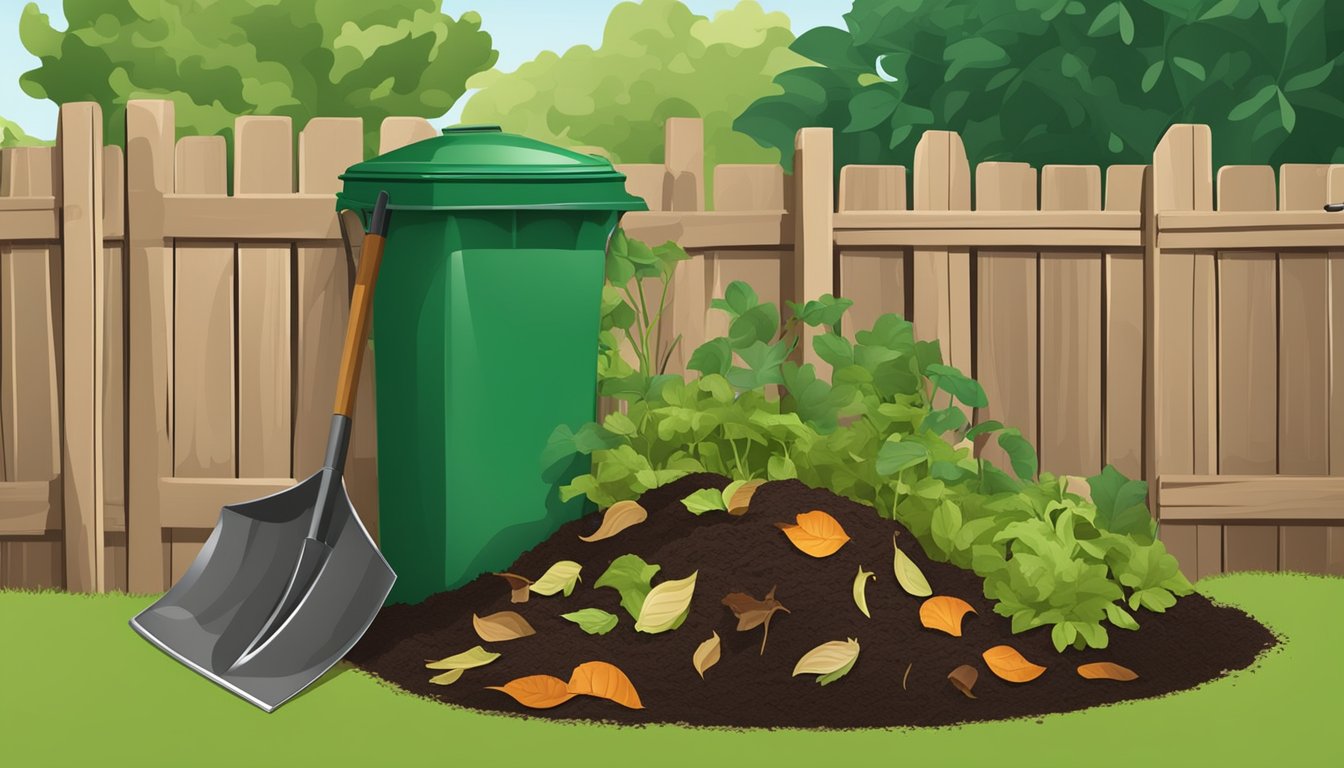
(348, 474, 1277, 728)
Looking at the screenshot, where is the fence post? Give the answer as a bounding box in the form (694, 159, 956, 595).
(792, 127, 835, 374)
(59, 102, 106, 592)
(912, 131, 972, 383)
(126, 99, 175, 593)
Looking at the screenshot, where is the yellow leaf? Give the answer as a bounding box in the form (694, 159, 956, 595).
(792, 638, 860, 679)
(693, 632, 721, 679)
(775, 510, 850, 557)
(428, 668, 464, 686)
(425, 645, 500, 670)
(948, 664, 978, 698)
(635, 571, 697, 633)
(529, 560, 582, 597)
(472, 611, 536, 642)
(893, 532, 932, 597)
(566, 661, 644, 709)
(727, 479, 765, 515)
(982, 644, 1047, 683)
(579, 500, 647, 542)
(919, 596, 976, 636)
(1077, 662, 1138, 681)
(852, 566, 875, 618)
(486, 675, 575, 709)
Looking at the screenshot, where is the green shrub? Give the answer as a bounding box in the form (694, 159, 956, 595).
(544, 234, 1191, 652)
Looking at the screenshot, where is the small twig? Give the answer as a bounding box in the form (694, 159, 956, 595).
(902, 662, 912, 690)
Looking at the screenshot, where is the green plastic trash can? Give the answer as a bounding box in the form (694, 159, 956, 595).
(335, 126, 646, 605)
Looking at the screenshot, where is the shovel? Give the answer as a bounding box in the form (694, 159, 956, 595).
(131, 191, 396, 712)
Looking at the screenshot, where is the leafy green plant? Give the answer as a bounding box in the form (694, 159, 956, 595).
(548, 243, 1191, 650)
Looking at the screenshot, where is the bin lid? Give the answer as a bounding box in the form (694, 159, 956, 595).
(337, 125, 648, 213)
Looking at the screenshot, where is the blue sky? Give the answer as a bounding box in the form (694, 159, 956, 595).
(0, 0, 847, 140)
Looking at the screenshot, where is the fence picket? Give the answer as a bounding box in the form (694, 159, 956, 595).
(706, 165, 788, 344)
(102, 145, 127, 591)
(974, 162, 1037, 473)
(837, 165, 908, 337)
(912, 132, 972, 394)
(1103, 166, 1146, 478)
(1277, 164, 1333, 573)
(1041, 166, 1103, 479)
(1330, 165, 1344, 574)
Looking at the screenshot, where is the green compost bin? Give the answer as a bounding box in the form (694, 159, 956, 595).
(336, 126, 646, 605)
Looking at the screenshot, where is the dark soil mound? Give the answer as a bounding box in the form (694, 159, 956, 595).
(348, 475, 1276, 728)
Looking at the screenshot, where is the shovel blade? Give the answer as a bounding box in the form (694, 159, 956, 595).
(130, 471, 395, 712)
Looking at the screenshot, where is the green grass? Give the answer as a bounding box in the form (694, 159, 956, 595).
(2, 573, 1338, 767)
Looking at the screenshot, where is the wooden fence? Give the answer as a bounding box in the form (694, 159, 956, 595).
(2, 102, 1342, 594)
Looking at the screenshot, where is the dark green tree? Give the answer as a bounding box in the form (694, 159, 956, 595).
(735, 0, 1344, 172)
(19, 0, 497, 152)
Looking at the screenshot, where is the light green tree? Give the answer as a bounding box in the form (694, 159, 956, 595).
(18, 0, 497, 153)
(0, 115, 52, 148)
(462, 0, 806, 176)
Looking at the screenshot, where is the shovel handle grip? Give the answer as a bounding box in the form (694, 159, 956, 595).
(334, 193, 390, 418)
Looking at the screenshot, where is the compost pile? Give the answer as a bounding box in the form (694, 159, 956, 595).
(348, 475, 1276, 728)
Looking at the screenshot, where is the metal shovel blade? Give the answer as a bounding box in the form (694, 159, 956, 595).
(130, 471, 395, 712)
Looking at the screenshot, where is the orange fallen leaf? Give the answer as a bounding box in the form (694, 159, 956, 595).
(775, 510, 850, 557)
(919, 596, 976, 637)
(982, 645, 1046, 683)
(579, 500, 647, 542)
(486, 675, 575, 709)
(566, 661, 644, 709)
(1077, 662, 1138, 681)
(472, 611, 536, 642)
(727, 480, 765, 515)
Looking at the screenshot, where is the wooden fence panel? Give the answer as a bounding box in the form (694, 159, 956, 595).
(1040, 165, 1103, 479)
(1278, 164, 1333, 573)
(912, 132, 972, 385)
(705, 165, 788, 344)
(1102, 166, 1146, 478)
(103, 145, 126, 591)
(233, 116, 293, 482)
(616, 164, 664, 212)
(1216, 166, 1280, 571)
(660, 119, 707, 375)
(973, 162, 1037, 473)
(0, 146, 65, 588)
(792, 128, 834, 375)
(170, 136, 234, 583)
(1331, 164, 1344, 574)
(837, 165, 907, 338)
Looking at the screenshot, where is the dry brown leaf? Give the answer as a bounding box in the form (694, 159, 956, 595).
(727, 480, 765, 515)
(948, 664, 978, 698)
(775, 510, 851, 557)
(566, 661, 644, 709)
(722, 585, 791, 654)
(486, 675, 575, 709)
(982, 645, 1047, 683)
(919, 596, 976, 637)
(579, 500, 648, 542)
(494, 572, 532, 604)
(1077, 662, 1138, 681)
(692, 632, 721, 679)
(472, 611, 536, 642)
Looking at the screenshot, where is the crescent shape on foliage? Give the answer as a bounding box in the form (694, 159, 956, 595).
(874, 55, 900, 83)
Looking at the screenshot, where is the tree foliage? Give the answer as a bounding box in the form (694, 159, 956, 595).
(462, 0, 807, 171)
(19, 0, 497, 152)
(735, 0, 1344, 172)
(0, 115, 51, 148)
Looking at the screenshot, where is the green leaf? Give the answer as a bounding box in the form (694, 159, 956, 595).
(729, 304, 780, 350)
(1087, 465, 1154, 538)
(1172, 57, 1205, 82)
(930, 499, 963, 553)
(943, 37, 1009, 80)
(877, 437, 929, 475)
(682, 488, 727, 515)
(817, 655, 858, 686)
(965, 420, 1004, 440)
(716, 281, 759, 319)
(1285, 61, 1335, 92)
(845, 87, 900, 133)
(787, 294, 854, 327)
(595, 554, 661, 620)
(768, 454, 798, 480)
(1105, 602, 1140, 630)
(688, 337, 733, 377)
(1141, 60, 1164, 93)
(1086, 3, 1122, 37)
(1199, 0, 1240, 20)
(560, 608, 619, 635)
(813, 333, 855, 368)
(1277, 88, 1296, 132)
(729, 340, 792, 390)
(921, 405, 967, 436)
(998, 429, 1038, 481)
(530, 560, 582, 597)
(1117, 3, 1134, 44)
(1229, 84, 1276, 121)
(603, 411, 638, 437)
(926, 364, 988, 407)
(1108, 132, 1124, 153)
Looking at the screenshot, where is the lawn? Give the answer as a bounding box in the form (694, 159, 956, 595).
(2, 573, 1338, 767)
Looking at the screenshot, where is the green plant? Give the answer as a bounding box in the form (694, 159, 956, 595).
(546, 262, 1192, 651)
(734, 0, 1344, 173)
(598, 229, 690, 403)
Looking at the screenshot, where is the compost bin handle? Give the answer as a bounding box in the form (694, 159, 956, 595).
(333, 192, 390, 418)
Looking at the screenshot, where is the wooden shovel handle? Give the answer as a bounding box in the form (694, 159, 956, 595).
(333, 193, 390, 417)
